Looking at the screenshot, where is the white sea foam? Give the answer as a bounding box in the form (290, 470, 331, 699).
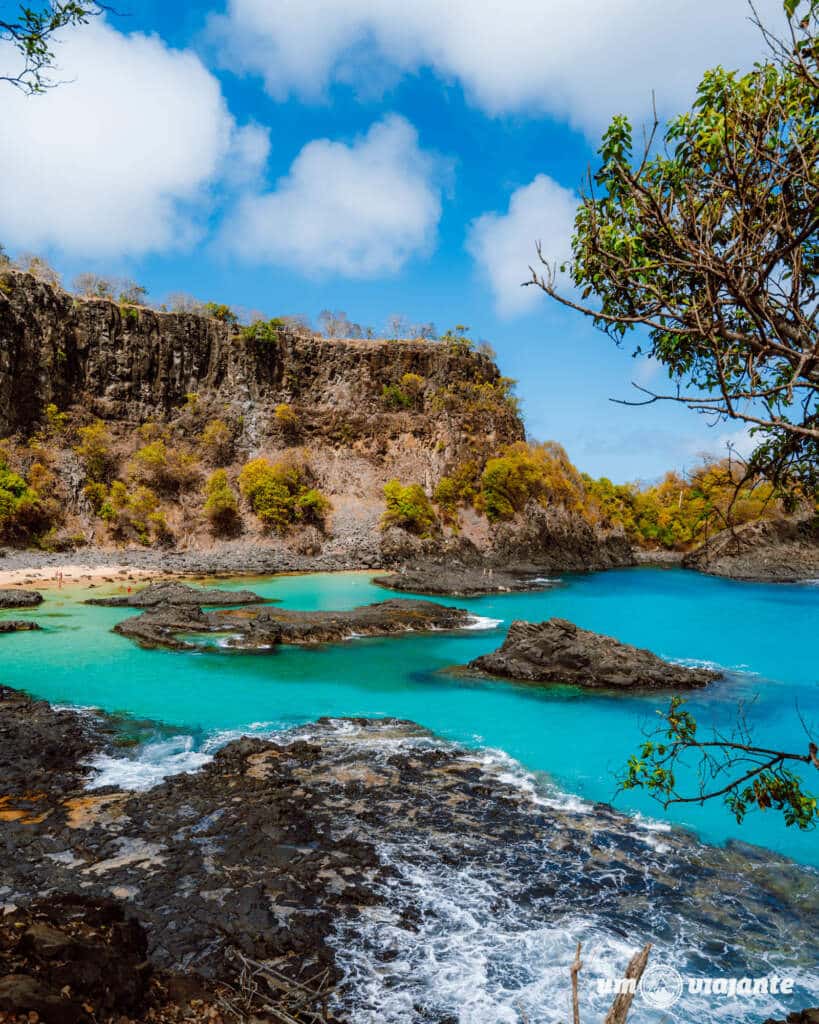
(85, 720, 286, 791)
(86, 735, 212, 791)
(527, 576, 561, 585)
(465, 614, 504, 630)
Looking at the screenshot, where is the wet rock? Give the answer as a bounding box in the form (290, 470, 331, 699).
(0, 695, 815, 1021)
(683, 517, 819, 582)
(374, 565, 557, 597)
(763, 1012, 819, 1024)
(85, 581, 266, 608)
(467, 617, 721, 690)
(0, 620, 40, 633)
(114, 598, 473, 651)
(0, 589, 43, 609)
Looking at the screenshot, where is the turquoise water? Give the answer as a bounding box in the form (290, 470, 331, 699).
(1, 567, 817, 865)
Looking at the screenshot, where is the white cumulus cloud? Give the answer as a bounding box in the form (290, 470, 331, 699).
(211, 0, 780, 135)
(467, 175, 577, 316)
(221, 115, 443, 277)
(0, 20, 264, 258)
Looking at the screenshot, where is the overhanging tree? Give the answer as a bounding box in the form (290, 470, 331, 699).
(529, 0, 818, 497)
(1, 2, 108, 94)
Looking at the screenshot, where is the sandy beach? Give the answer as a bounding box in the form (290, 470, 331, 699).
(0, 563, 171, 590)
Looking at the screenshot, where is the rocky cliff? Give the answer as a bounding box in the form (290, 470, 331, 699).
(682, 516, 819, 582)
(0, 270, 632, 573)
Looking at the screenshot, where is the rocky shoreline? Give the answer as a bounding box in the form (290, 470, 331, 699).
(1, 688, 817, 1023)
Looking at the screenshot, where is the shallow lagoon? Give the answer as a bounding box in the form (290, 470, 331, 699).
(2, 565, 817, 867)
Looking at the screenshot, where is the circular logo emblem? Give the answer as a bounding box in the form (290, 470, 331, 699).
(639, 964, 684, 1009)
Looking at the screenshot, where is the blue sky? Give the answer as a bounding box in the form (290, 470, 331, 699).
(0, 0, 781, 482)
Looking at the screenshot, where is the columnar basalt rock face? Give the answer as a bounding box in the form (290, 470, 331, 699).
(0, 272, 522, 465)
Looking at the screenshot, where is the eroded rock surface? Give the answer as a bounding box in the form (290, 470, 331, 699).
(86, 581, 266, 608)
(374, 565, 558, 597)
(683, 517, 819, 582)
(0, 620, 40, 633)
(468, 618, 721, 690)
(113, 598, 472, 651)
(0, 589, 43, 609)
(1, 695, 815, 1023)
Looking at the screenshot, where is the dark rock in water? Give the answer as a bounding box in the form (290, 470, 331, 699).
(467, 618, 721, 690)
(0, 619, 40, 633)
(85, 580, 266, 608)
(374, 565, 557, 597)
(683, 516, 819, 582)
(0, 588, 43, 608)
(114, 597, 473, 651)
(763, 1012, 819, 1024)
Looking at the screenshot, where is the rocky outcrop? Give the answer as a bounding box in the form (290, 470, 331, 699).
(0, 588, 43, 608)
(0, 619, 40, 633)
(683, 517, 819, 582)
(376, 509, 634, 594)
(467, 618, 721, 690)
(114, 598, 473, 651)
(1, 694, 815, 1022)
(86, 581, 266, 607)
(374, 565, 558, 596)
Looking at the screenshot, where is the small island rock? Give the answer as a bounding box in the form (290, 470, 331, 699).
(468, 618, 721, 690)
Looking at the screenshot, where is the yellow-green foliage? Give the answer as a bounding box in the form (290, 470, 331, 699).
(204, 469, 239, 534)
(273, 404, 299, 435)
(238, 457, 331, 534)
(242, 318, 285, 344)
(584, 460, 781, 549)
(381, 383, 413, 410)
(96, 481, 169, 546)
(478, 441, 585, 522)
(129, 439, 199, 492)
(200, 419, 234, 464)
(43, 403, 68, 437)
(75, 421, 115, 482)
(381, 480, 437, 536)
(433, 461, 479, 526)
(430, 377, 519, 421)
(0, 457, 57, 543)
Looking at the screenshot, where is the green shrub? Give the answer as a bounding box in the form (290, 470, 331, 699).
(129, 439, 198, 492)
(242, 318, 285, 344)
(200, 419, 234, 464)
(0, 457, 58, 543)
(273, 403, 299, 435)
(238, 457, 331, 534)
(381, 383, 412, 410)
(204, 469, 239, 534)
(381, 480, 436, 536)
(75, 421, 115, 482)
(439, 325, 474, 353)
(95, 480, 168, 545)
(479, 441, 586, 522)
(203, 302, 238, 324)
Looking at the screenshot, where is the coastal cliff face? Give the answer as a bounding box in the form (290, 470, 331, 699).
(0, 271, 520, 465)
(0, 271, 632, 571)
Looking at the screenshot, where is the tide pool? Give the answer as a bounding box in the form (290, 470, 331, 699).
(1, 566, 817, 865)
